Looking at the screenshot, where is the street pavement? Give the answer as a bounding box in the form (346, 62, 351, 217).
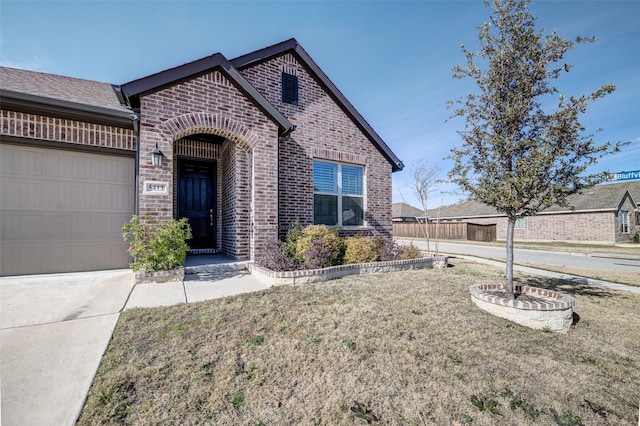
(398, 239, 640, 273)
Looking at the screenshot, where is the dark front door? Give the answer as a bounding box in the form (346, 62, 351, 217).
(178, 160, 216, 250)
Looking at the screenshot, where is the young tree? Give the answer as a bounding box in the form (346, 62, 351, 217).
(409, 159, 440, 254)
(448, 0, 626, 298)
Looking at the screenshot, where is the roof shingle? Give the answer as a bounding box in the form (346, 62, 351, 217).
(0, 66, 130, 113)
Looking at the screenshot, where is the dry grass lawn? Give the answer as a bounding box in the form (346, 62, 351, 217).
(78, 259, 640, 425)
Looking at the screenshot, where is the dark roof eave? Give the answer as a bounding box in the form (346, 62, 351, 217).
(231, 39, 404, 172)
(119, 54, 293, 135)
(0, 89, 135, 128)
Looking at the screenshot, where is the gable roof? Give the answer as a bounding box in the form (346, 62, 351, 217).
(392, 202, 425, 218)
(1, 40, 402, 171)
(116, 53, 293, 136)
(0, 67, 133, 127)
(545, 181, 639, 213)
(418, 181, 640, 220)
(231, 39, 404, 172)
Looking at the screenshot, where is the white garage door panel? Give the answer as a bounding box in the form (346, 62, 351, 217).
(1, 144, 135, 276)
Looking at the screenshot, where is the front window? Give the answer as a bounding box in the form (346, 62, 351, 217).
(313, 160, 364, 226)
(620, 210, 629, 233)
(515, 217, 525, 229)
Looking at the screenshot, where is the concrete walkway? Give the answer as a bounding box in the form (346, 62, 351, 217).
(1, 269, 134, 426)
(125, 260, 270, 309)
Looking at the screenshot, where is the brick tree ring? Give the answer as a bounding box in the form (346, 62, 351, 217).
(469, 283, 575, 333)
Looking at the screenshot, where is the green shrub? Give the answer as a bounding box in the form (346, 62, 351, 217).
(633, 232, 639, 244)
(122, 215, 192, 272)
(344, 235, 379, 264)
(294, 225, 345, 267)
(283, 220, 303, 260)
(396, 242, 422, 260)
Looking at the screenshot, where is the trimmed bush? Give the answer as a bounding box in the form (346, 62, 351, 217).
(344, 235, 379, 264)
(256, 223, 426, 272)
(377, 239, 403, 261)
(294, 225, 345, 267)
(283, 220, 303, 260)
(303, 238, 334, 269)
(258, 238, 297, 271)
(396, 242, 422, 260)
(122, 215, 192, 272)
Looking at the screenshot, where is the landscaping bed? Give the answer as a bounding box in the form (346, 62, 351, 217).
(78, 259, 640, 425)
(250, 255, 448, 285)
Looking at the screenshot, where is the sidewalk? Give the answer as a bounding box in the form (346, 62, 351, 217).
(450, 254, 640, 294)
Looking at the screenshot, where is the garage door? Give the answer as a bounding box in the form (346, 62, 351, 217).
(1, 144, 135, 276)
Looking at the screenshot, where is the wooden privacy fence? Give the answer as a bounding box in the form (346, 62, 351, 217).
(393, 222, 496, 242)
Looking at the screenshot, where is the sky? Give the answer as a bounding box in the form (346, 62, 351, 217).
(1, 0, 638, 208)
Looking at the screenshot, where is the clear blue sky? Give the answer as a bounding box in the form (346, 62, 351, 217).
(2, 0, 638, 207)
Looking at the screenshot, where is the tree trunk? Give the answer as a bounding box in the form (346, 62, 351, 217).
(425, 212, 430, 255)
(505, 216, 515, 299)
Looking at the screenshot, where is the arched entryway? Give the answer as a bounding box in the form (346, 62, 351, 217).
(165, 116, 257, 260)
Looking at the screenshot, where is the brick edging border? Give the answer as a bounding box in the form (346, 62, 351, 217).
(134, 267, 185, 284)
(469, 283, 575, 311)
(248, 255, 449, 285)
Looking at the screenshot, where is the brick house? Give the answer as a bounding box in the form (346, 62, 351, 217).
(394, 181, 640, 244)
(1, 39, 403, 276)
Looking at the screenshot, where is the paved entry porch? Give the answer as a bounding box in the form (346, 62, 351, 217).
(125, 254, 268, 309)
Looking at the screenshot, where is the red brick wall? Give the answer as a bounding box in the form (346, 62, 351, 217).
(137, 70, 279, 260)
(239, 53, 394, 240)
(136, 52, 397, 261)
(1, 110, 135, 151)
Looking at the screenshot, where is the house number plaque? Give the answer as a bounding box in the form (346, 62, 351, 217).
(143, 181, 169, 195)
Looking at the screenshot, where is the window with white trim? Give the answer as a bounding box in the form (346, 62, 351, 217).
(620, 210, 629, 233)
(515, 217, 525, 229)
(313, 160, 364, 226)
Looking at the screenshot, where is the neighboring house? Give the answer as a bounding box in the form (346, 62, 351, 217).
(392, 202, 425, 222)
(0, 39, 403, 276)
(393, 181, 640, 244)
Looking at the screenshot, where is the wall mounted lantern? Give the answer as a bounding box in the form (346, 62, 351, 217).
(151, 143, 163, 167)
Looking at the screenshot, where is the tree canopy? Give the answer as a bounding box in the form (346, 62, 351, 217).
(448, 0, 627, 296)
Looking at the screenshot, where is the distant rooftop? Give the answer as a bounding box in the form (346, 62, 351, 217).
(395, 180, 640, 220)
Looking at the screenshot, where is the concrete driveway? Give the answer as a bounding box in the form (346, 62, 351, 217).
(0, 269, 134, 426)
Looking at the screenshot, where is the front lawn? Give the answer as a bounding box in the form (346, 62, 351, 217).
(78, 259, 640, 425)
